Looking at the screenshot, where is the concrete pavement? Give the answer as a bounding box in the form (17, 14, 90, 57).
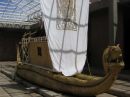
(0, 72, 43, 97)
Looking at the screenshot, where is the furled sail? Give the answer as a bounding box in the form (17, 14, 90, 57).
(40, 0, 89, 76)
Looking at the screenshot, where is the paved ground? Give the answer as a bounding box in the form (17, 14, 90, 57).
(0, 61, 130, 97)
(0, 72, 43, 97)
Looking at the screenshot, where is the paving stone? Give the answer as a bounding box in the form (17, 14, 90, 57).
(44, 90, 60, 96)
(112, 84, 130, 91)
(0, 88, 10, 97)
(0, 88, 8, 95)
(30, 93, 43, 97)
(4, 85, 27, 94)
(109, 87, 128, 97)
(124, 82, 130, 87)
(0, 72, 42, 97)
(97, 93, 117, 97)
(0, 82, 10, 85)
(125, 91, 130, 97)
(0, 79, 9, 82)
(10, 93, 32, 97)
(0, 95, 10, 97)
(55, 94, 75, 97)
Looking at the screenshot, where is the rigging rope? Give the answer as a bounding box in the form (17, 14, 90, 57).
(86, 55, 92, 76)
(59, 0, 71, 71)
(75, 0, 84, 73)
(46, 0, 55, 39)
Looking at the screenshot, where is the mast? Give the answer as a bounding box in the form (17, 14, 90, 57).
(109, 0, 118, 45)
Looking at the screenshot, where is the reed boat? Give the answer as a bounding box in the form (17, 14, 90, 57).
(16, 0, 125, 96)
(16, 37, 124, 96)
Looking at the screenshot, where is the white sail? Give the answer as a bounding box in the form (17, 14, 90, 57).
(40, 0, 89, 76)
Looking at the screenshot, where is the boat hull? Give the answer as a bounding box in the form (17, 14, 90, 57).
(16, 63, 123, 96)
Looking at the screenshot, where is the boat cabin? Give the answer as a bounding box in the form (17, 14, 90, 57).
(20, 37, 52, 69)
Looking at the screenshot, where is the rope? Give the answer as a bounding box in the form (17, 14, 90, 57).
(86, 56, 92, 76)
(59, 0, 71, 71)
(85, 1, 92, 76)
(46, 0, 55, 39)
(75, 0, 84, 73)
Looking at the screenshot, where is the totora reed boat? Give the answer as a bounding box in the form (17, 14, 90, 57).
(16, 0, 125, 96)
